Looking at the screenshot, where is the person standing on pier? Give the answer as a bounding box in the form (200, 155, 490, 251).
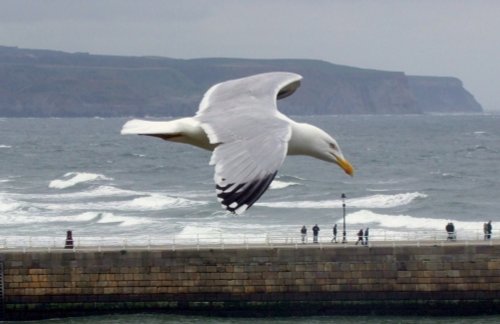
(64, 230, 74, 249)
(331, 224, 337, 243)
(364, 227, 369, 246)
(446, 222, 455, 240)
(355, 229, 364, 245)
(301, 225, 307, 243)
(312, 224, 320, 243)
(486, 220, 492, 240)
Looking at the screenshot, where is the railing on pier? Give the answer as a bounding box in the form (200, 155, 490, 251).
(0, 229, 497, 252)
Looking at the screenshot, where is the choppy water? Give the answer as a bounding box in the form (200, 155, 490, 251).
(2, 114, 500, 322)
(1, 114, 500, 245)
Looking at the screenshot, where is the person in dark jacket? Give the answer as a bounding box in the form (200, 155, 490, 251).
(446, 222, 455, 240)
(355, 229, 364, 245)
(300, 225, 307, 243)
(312, 224, 320, 243)
(486, 220, 492, 240)
(364, 227, 369, 246)
(331, 224, 338, 243)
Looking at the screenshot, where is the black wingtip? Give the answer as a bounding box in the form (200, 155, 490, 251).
(216, 171, 278, 213)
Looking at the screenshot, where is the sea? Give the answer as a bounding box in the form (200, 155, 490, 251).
(1, 114, 500, 322)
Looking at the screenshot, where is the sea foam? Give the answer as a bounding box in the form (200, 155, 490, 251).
(0, 210, 152, 227)
(345, 209, 486, 232)
(49, 172, 113, 189)
(8, 186, 142, 202)
(34, 192, 207, 212)
(0, 211, 97, 225)
(175, 224, 265, 244)
(93, 212, 154, 226)
(121, 194, 208, 210)
(269, 180, 299, 190)
(0, 195, 21, 212)
(46, 186, 139, 199)
(257, 192, 426, 209)
(348, 192, 427, 208)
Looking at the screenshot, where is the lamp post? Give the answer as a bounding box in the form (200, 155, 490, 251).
(341, 193, 347, 243)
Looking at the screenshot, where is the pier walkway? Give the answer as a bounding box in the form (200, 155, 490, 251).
(0, 229, 497, 252)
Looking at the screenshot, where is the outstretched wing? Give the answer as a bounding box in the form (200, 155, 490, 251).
(195, 72, 302, 213)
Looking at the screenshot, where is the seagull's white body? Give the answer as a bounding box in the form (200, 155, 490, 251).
(122, 72, 353, 213)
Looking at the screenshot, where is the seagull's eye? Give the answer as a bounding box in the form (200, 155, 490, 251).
(329, 143, 337, 150)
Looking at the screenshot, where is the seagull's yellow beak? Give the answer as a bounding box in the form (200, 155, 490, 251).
(337, 157, 354, 176)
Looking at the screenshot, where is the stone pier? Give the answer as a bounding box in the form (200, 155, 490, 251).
(1, 242, 499, 320)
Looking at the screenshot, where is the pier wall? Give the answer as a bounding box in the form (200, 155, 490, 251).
(1, 243, 500, 319)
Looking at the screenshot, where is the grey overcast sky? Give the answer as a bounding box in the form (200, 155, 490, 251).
(1, 0, 499, 111)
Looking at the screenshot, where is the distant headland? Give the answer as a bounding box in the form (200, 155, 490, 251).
(0, 45, 483, 117)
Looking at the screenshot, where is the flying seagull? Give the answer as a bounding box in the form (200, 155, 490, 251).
(121, 72, 354, 214)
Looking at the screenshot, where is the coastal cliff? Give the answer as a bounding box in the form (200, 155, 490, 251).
(0, 46, 483, 117)
(408, 76, 482, 113)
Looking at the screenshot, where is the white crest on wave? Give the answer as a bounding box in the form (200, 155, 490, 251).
(49, 172, 113, 189)
(32, 192, 208, 212)
(93, 212, 154, 226)
(0, 195, 21, 212)
(346, 209, 487, 232)
(256, 192, 426, 209)
(269, 180, 299, 190)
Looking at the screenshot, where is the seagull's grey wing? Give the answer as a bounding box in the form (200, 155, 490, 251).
(196, 72, 302, 213)
(197, 72, 302, 116)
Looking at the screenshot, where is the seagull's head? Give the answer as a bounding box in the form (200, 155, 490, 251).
(288, 122, 354, 176)
(326, 138, 354, 176)
(308, 126, 354, 176)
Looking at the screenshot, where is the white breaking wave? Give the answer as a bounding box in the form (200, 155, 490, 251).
(0, 145, 12, 148)
(269, 180, 299, 190)
(49, 172, 113, 189)
(366, 188, 390, 192)
(177, 190, 215, 199)
(9, 185, 178, 201)
(8, 186, 140, 202)
(70, 185, 138, 198)
(3, 184, 209, 216)
(257, 192, 426, 209)
(92, 212, 154, 226)
(175, 223, 294, 244)
(0, 195, 21, 212)
(177, 224, 222, 238)
(349, 192, 427, 208)
(120, 194, 207, 210)
(39, 186, 140, 200)
(345, 209, 486, 232)
(34, 192, 208, 212)
(0, 211, 97, 225)
(0, 210, 151, 226)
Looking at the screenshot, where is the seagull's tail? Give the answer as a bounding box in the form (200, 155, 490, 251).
(121, 119, 181, 136)
(121, 118, 214, 150)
